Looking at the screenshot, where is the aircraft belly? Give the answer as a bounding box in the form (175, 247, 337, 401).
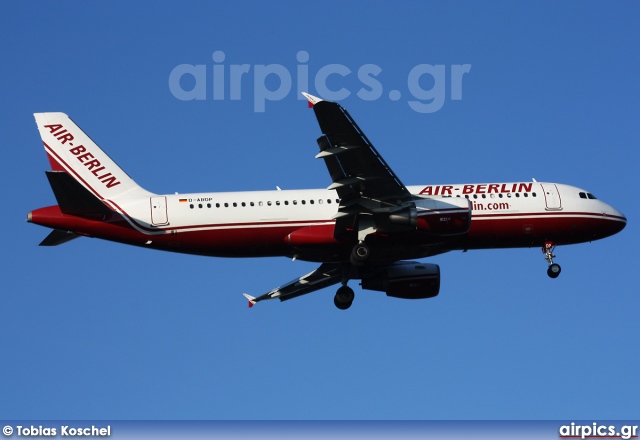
(464, 212, 625, 248)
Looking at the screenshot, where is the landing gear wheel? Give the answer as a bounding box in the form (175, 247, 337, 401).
(350, 242, 370, 266)
(542, 242, 561, 279)
(334, 286, 354, 310)
(547, 263, 561, 279)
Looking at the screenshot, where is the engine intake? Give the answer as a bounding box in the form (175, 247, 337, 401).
(361, 261, 440, 299)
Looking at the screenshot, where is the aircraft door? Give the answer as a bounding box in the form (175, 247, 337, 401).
(540, 184, 562, 210)
(150, 196, 169, 225)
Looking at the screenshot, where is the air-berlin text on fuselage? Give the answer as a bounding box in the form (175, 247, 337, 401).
(419, 182, 533, 195)
(43, 124, 121, 188)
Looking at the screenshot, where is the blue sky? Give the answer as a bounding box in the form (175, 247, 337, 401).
(1, 1, 638, 420)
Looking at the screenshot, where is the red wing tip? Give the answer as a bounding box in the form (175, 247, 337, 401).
(243, 294, 256, 308)
(302, 92, 323, 107)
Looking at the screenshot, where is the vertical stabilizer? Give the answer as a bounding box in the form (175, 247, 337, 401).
(34, 113, 153, 200)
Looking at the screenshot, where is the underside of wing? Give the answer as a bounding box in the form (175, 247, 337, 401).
(243, 263, 343, 307)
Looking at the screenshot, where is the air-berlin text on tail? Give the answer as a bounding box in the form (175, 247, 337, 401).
(43, 124, 121, 189)
(420, 182, 534, 195)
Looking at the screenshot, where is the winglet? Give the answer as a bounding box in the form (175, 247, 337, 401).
(302, 92, 323, 107)
(243, 293, 257, 308)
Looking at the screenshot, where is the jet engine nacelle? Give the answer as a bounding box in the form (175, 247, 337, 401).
(414, 197, 471, 235)
(374, 206, 417, 233)
(374, 198, 471, 236)
(361, 261, 440, 299)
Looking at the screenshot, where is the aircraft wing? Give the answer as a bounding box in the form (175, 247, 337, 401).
(243, 263, 342, 307)
(303, 93, 413, 237)
(305, 93, 410, 203)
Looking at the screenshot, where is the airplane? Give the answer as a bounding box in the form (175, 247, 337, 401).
(27, 93, 627, 310)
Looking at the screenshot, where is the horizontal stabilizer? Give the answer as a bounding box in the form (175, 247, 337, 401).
(39, 229, 80, 246)
(46, 171, 113, 217)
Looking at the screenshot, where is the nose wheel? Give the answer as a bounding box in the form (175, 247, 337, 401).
(543, 242, 561, 278)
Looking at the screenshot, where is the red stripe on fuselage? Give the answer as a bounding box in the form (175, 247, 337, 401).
(29, 204, 626, 262)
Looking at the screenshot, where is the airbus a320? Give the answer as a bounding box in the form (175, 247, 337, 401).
(27, 93, 626, 309)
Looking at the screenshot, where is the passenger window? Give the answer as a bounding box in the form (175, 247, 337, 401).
(216, 203, 220, 208)
(207, 203, 211, 208)
(515, 193, 520, 198)
(524, 193, 528, 197)
(318, 199, 323, 204)
(267, 201, 272, 206)
(302, 200, 306, 205)
(498, 194, 503, 198)
(190, 204, 194, 209)
(327, 199, 332, 204)
(284, 201, 289, 205)
(293, 200, 297, 205)
(250, 202, 255, 207)
(241, 202, 246, 207)
(198, 204, 202, 208)
(233, 202, 237, 207)
(309, 200, 313, 204)
(276, 201, 280, 206)
(224, 203, 229, 207)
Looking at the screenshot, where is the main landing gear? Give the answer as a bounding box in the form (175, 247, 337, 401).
(336, 241, 369, 309)
(334, 285, 355, 310)
(350, 241, 370, 266)
(543, 241, 561, 278)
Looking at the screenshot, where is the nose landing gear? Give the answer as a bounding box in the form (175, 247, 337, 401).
(543, 242, 561, 278)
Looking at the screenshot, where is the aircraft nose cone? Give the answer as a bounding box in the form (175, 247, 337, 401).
(607, 205, 626, 235)
(617, 211, 626, 231)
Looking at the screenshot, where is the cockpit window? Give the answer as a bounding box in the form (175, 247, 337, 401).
(579, 192, 597, 200)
